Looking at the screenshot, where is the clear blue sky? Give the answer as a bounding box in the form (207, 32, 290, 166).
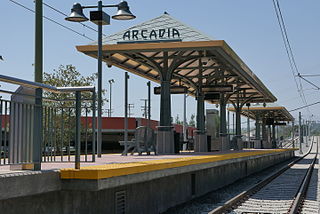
(1, 0, 320, 123)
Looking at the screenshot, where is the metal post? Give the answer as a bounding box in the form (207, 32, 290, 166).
(227, 109, 230, 135)
(235, 92, 241, 138)
(109, 80, 113, 117)
(247, 105, 250, 145)
(92, 91, 96, 162)
(157, 51, 174, 154)
(35, 0, 43, 83)
(124, 72, 129, 155)
(292, 120, 295, 148)
(196, 58, 205, 134)
(196, 93, 205, 128)
(97, 0, 103, 158)
(276, 125, 279, 147)
(306, 120, 309, 147)
(272, 124, 276, 148)
(232, 112, 235, 136)
(235, 108, 241, 136)
(147, 81, 151, 129)
(75, 91, 81, 169)
(33, 0, 43, 170)
(183, 93, 187, 142)
(33, 88, 42, 170)
(159, 52, 171, 127)
(219, 93, 227, 136)
(299, 112, 303, 154)
(255, 114, 260, 140)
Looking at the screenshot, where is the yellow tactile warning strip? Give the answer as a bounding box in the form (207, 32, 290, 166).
(60, 149, 296, 180)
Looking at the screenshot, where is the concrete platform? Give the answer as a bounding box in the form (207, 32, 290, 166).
(60, 149, 296, 180)
(0, 149, 296, 214)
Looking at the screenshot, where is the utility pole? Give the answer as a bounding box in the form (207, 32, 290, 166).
(128, 104, 134, 117)
(141, 99, 148, 119)
(108, 79, 115, 117)
(292, 120, 295, 148)
(299, 112, 303, 154)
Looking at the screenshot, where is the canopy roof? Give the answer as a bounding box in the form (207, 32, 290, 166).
(227, 106, 294, 122)
(77, 14, 277, 104)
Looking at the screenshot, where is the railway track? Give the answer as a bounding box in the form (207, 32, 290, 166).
(210, 136, 318, 214)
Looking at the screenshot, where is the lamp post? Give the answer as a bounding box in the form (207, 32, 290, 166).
(108, 79, 115, 117)
(65, 1, 135, 158)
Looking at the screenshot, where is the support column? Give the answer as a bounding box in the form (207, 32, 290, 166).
(235, 105, 243, 150)
(255, 114, 261, 140)
(219, 93, 229, 150)
(194, 89, 207, 152)
(157, 52, 174, 154)
(262, 118, 267, 148)
(272, 124, 276, 148)
(194, 58, 207, 152)
(253, 113, 262, 149)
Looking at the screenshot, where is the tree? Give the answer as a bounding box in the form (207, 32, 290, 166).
(43, 64, 106, 108)
(42, 65, 105, 150)
(175, 114, 182, 125)
(189, 114, 196, 127)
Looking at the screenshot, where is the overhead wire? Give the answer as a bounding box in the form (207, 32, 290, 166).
(8, 0, 95, 41)
(272, 0, 304, 102)
(272, 0, 311, 114)
(289, 101, 320, 112)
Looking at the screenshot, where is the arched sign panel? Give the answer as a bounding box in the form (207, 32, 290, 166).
(120, 28, 181, 43)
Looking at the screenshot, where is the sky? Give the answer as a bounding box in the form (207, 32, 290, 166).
(1, 0, 320, 124)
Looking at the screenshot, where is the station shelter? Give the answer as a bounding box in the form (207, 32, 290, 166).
(76, 13, 277, 154)
(228, 105, 294, 149)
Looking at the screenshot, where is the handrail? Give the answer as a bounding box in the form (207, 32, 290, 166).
(0, 74, 95, 93)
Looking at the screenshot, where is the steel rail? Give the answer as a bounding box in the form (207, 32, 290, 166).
(0, 74, 95, 93)
(209, 136, 316, 214)
(289, 136, 318, 214)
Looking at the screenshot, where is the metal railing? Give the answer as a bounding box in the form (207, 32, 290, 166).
(0, 74, 96, 169)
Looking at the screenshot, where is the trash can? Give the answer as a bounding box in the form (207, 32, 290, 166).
(207, 135, 211, 152)
(174, 131, 180, 154)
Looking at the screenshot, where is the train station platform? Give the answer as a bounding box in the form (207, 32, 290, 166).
(0, 149, 296, 214)
(60, 149, 295, 180)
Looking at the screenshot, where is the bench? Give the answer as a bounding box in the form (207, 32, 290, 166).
(119, 126, 156, 155)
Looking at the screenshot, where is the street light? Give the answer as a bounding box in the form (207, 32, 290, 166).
(108, 79, 115, 117)
(65, 1, 135, 158)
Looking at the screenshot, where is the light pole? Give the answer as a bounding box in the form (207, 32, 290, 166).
(108, 79, 115, 117)
(124, 72, 129, 155)
(33, 0, 43, 170)
(65, 1, 135, 157)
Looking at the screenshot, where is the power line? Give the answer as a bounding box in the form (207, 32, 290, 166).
(8, 0, 94, 41)
(272, 0, 305, 102)
(272, 0, 311, 114)
(289, 101, 320, 112)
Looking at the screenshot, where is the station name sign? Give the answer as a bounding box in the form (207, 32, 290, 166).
(122, 28, 181, 41)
